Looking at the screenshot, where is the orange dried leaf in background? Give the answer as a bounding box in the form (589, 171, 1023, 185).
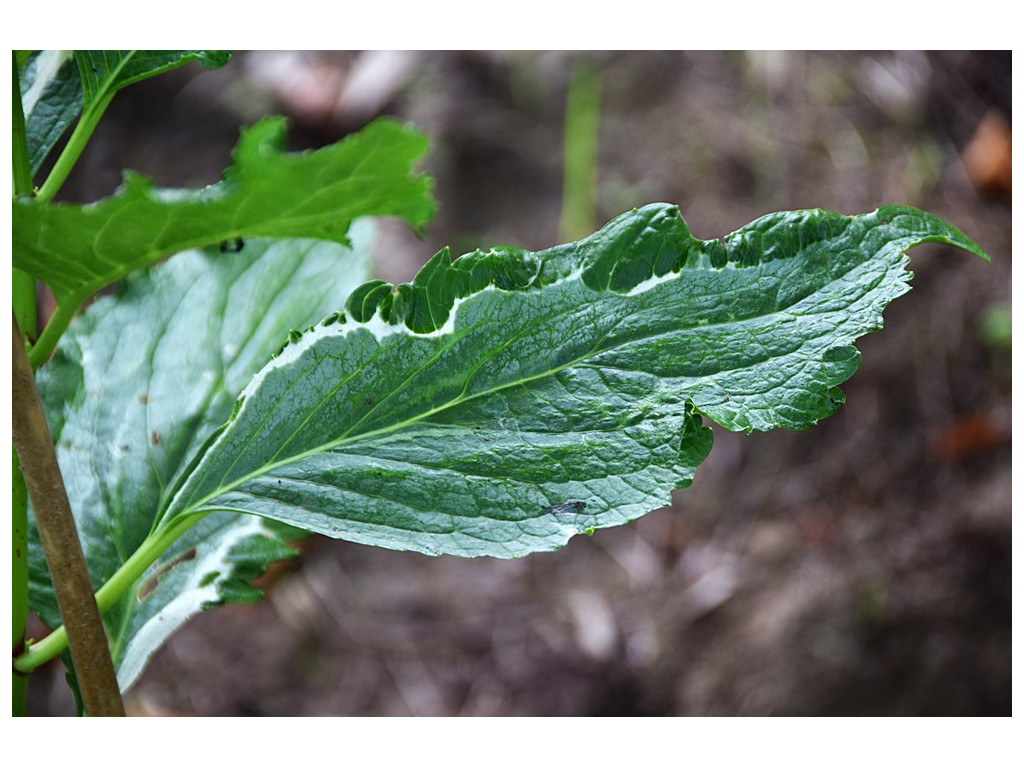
(962, 110, 1012, 197)
(931, 414, 1001, 464)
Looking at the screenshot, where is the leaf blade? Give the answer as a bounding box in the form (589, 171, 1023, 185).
(30, 227, 376, 687)
(162, 204, 987, 558)
(18, 50, 83, 175)
(13, 117, 435, 304)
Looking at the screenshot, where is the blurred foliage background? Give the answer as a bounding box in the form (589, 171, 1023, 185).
(28, 50, 1010, 716)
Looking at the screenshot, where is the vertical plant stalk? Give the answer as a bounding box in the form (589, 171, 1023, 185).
(12, 52, 35, 199)
(12, 453, 29, 717)
(559, 59, 601, 243)
(11, 318, 125, 716)
(12, 51, 36, 717)
(13, 50, 90, 368)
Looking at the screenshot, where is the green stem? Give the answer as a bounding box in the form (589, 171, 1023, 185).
(27, 299, 79, 369)
(13, 511, 206, 675)
(34, 91, 113, 204)
(13, 53, 37, 343)
(13, 271, 37, 345)
(12, 453, 29, 717)
(15, 51, 90, 367)
(12, 52, 34, 195)
(12, 51, 35, 718)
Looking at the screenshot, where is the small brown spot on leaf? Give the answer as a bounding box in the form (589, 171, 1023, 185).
(138, 549, 196, 599)
(138, 394, 149, 404)
(151, 431, 161, 447)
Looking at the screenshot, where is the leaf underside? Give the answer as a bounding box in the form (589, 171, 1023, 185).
(30, 228, 376, 689)
(72, 50, 231, 111)
(158, 203, 987, 559)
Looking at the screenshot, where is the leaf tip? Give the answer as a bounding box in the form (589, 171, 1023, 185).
(873, 205, 991, 263)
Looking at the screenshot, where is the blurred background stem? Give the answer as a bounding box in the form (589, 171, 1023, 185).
(559, 58, 601, 243)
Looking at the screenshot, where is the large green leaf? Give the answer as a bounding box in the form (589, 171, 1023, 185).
(30, 225, 375, 688)
(17, 50, 83, 174)
(13, 117, 435, 305)
(157, 204, 987, 558)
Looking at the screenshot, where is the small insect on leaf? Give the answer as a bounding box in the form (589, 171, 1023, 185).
(545, 500, 588, 517)
(543, 501, 592, 535)
(219, 238, 245, 253)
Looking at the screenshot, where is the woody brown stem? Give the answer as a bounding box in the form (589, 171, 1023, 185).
(11, 316, 124, 716)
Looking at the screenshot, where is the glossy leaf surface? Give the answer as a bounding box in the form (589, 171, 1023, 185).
(160, 204, 987, 558)
(18, 50, 83, 174)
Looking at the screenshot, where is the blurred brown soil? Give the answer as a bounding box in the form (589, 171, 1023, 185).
(26, 50, 1011, 716)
